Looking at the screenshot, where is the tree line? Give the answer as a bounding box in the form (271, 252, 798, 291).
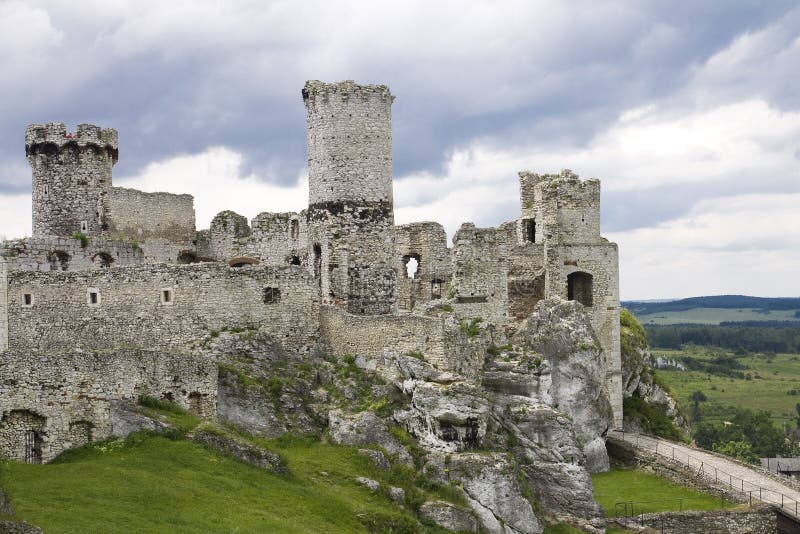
(645, 324, 800, 354)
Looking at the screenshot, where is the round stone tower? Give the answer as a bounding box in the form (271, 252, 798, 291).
(302, 80, 397, 315)
(26, 122, 118, 238)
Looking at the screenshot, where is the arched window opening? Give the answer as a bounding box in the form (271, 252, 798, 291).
(93, 252, 114, 268)
(403, 254, 420, 279)
(567, 271, 593, 307)
(289, 255, 301, 266)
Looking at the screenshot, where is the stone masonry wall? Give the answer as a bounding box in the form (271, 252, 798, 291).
(104, 187, 196, 245)
(320, 307, 476, 374)
(451, 223, 509, 325)
(1, 236, 144, 272)
(613, 508, 776, 534)
(0, 349, 217, 463)
(6, 263, 319, 354)
(26, 123, 118, 238)
(243, 212, 309, 267)
(0, 259, 7, 352)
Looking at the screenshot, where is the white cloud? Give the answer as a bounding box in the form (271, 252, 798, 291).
(609, 194, 800, 299)
(0, 194, 33, 240)
(116, 147, 307, 229)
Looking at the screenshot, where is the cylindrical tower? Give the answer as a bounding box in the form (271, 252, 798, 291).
(26, 122, 118, 238)
(302, 80, 397, 315)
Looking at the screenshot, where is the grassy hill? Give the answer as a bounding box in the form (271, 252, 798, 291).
(1, 432, 444, 534)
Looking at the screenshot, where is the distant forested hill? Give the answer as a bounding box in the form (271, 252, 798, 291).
(623, 295, 800, 315)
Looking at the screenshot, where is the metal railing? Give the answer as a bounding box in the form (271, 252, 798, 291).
(610, 430, 800, 518)
(614, 497, 729, 518)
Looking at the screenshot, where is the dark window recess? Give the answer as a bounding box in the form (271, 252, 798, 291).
(263, 287, 281, 304)
(89, 292, 99, 305)
(289, 255, 301, 265)
(567, 272, 593, 307)
(23, 294, 32, 306)
(456, 296, 488, 304)
(162, 290, 172, 303)
(524, 219, 536, 243)
(431, 278, 444, 299)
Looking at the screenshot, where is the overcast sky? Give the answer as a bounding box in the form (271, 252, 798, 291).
(1, 0, 798, 299)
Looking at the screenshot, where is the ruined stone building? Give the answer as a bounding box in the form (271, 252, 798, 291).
(0, 80, 620, 463)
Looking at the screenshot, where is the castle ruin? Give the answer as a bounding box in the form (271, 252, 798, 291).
(0, 80, 621, 463)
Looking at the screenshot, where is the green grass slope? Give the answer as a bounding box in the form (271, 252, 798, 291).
(1, 432, 445, 533)
(592, 468, 730, 517)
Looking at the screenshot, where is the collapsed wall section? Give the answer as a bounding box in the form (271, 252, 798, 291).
(6, 263, 319, 354)
(0, 349, 217, 463)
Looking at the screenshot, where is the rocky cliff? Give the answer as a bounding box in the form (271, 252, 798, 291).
(210, 298, 614, 532)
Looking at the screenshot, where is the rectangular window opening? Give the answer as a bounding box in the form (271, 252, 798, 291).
(87, 289, 100, 306)
(80, 220, 88, 233)
(263, 287, 281, 304)
(160, 288, 174, 305)
(22, 294, 33, 307)
(524, 219, 536, 243)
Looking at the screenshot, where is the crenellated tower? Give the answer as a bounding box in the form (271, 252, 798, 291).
(26, 122, 118, 238)
(302, 80, 397, 315)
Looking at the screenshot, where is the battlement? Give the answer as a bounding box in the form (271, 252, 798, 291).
(25, 123, 118, 160)
(302, 80, 394, 104)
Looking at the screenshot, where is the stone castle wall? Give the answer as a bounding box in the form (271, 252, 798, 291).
(26, 123, 118, 238)
(1, 236, 144, 272)
(5, 263, 319, 354)
(0, 259, 7, 352)
(450, 224, 510, 325)
(319, 307, 479, 376)
(0, 349, 217, 463)
(104, 186, 196, 245)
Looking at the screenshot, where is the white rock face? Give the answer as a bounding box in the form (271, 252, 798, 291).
(526, 298, 613, 445)
(449, 453, 543, 534)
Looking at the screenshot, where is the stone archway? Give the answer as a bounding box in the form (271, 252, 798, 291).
(0, 409, 46, 464)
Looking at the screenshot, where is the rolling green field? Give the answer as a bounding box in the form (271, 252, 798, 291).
(0, 431, 453, 533)
(637, 307, 800, 325)
(592, 468, 731, 517)
(654, 348, 800, 425)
